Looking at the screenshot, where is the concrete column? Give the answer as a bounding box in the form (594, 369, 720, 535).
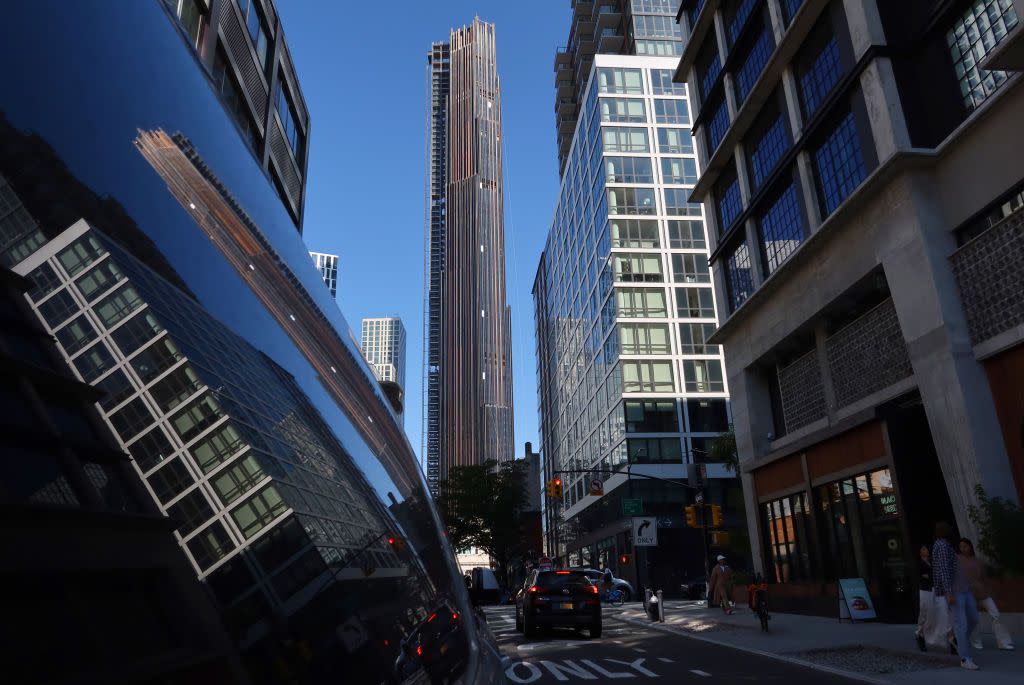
(813, 321, 839, 423)
(766, 0, 786, 44)
(780, 68, 805, 138)
(842, 0, 887, 59)
(882, 174, 1020, 540)
(859, 58, 912, 164)
(745, 219, 767, 287)
(730, 367, 775, 577)
(796, 150, 824, 232)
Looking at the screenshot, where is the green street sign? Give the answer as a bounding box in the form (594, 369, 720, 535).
(622, 498, 643, 515)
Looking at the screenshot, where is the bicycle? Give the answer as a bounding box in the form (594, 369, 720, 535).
(604, 588, 626, 607)
(749, 583, 769, 632)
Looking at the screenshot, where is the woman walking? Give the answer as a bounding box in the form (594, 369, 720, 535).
(915, 544, 934, 651)
(709, 555, 734, 615)
(959, 538, 1016, 651)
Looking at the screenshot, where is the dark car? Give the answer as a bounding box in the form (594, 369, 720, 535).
(515, 570, 602, 638)
(576, 568, 635, 601)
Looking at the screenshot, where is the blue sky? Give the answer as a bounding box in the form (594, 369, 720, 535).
(277, 2, 567, 464)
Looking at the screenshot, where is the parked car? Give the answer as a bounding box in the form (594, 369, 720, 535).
(515, 569, 602, 638)
(470, 567, 502, 605)
(680, 577, 708, 600)
(575, 568, 635, 601)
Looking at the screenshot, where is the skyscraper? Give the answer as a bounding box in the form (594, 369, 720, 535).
(310, 250, 339, 297)
(424, 18, 515, 494)
(361, 317, 407, 390)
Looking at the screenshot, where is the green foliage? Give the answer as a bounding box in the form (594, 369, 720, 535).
(968, 484, 1024, 576)
(708, 426, 739, 474)
(437, 459, 529, 584)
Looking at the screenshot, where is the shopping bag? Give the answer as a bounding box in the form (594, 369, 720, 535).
(924, 594, 952, 646)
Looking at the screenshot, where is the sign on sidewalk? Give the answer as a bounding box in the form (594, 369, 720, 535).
(632, 517, 658, 547)
(838, 577, 877, 621)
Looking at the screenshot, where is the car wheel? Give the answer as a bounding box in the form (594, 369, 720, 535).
(523, 611, 537, 638)
(515, 607, 523, 632)
(590, 621, 602, 639)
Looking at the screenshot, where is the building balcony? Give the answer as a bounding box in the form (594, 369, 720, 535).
(573, 0, 595, 19)
(597, 27, 624, 52)
(982, 0, 1024, 72)
(595, 5, 622, 32)
(557, 97, 578, 116)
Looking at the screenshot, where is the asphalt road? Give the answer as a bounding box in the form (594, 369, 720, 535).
(483, 604, 860, 684)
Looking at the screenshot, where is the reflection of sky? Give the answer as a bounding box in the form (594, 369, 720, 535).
(0, 3, 412, 506)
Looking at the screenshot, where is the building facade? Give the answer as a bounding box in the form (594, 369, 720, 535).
(0, 2, 506, 682)
(533, 53, 743, 596)
(361, 317, 407, 389)
(424, 19, 515, 494)
(556, 1, 686, 174)
(309, 250, 339, 298)
(676, 0, 1023, 619)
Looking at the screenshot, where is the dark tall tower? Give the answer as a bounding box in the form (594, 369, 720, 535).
(425, 18, 514, 493)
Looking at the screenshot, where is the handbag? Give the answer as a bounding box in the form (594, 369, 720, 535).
(923, 594, 952, 646)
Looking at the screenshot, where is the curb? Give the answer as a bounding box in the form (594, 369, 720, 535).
(612, 613, 891, 685)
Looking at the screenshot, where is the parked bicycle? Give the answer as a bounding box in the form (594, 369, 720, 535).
(748, 581, 769, 632)
(604, 588, 626, 607)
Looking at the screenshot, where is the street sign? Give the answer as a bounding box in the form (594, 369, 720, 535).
(622, 498, 643, 515)
(694, 492, 704, 504)
(632, 517, 658, 547)
(538, 557, 554, 572)
(590, 479, 604, 496)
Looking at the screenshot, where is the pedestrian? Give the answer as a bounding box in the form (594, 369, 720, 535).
(929, 522, 959, 657)
(959, 538, 1016, 651)
(709, 555, 734, 615)
(603, 566, 614, 598)
(915, 544, 934, 652)
(934, 522, 981, 670)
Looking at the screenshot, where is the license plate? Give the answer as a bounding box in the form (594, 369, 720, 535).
(560, 602, 574, 610)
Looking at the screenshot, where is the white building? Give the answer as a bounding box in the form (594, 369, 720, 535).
(361, 317, 407, 391)
(309, 251, 339, 298)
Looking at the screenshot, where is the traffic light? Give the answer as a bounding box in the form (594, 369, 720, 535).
(685, 504, 699, 528)
(552, 478, 563, 499)
(710, 504, 723, 528)
(619, 553, 631, 565)
(387, 534, 407, 553)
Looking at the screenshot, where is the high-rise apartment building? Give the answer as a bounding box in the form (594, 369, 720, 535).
(555, 1, 685, 174)
(361, 317, 407, 389)
(1, 2, 506, 682)
(533, 53, 740, 588)
(310, 250, 339, 298)
(676, 0, 1023, 619)
(424, 19, 515, 494)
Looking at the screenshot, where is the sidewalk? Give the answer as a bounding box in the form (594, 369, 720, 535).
(612, 600, 1020, 684)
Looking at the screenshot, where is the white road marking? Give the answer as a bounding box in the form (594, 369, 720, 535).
(581, 659, 636, 679)
(658, 657, 674, 663)
(541, 660, 598, 681)
(506, 661, 543, 683)
(690, 670, 711, 677)
(607, 658, 658, 677)
(634, 648, 647, 653)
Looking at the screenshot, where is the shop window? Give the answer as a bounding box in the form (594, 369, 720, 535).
(762, 491, 813, 582)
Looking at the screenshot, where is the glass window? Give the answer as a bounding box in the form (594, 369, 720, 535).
(782, 0, 805, 24)
(190, 422, 246, 473)
(734, 28, 775, 104)
(727, 0, 759, 44)
(684, 359, 725, 392)
(108, 396, 155, 442)
(671, 253, 711, 283)
(72, 341, 116, 383)
(654, 99, 690, 124)
(148, 364, 203, 413)
(687, 398, 729, 432)
(75, 260, 124, 302)
(146, 458, 194, 505)
(947, 1, 1018, 111)
(613, 254, 663, 282)
(706, 97, 731, 153)
(610, 219, 659, 248)
(230, 485, 288, 539)
(608, 187, 657, 215)
(676, 287, 716, 318)
(55, 315, 98, 356)
(620, 323, 671, 354)
(679, 323, 720, 354)
(38, 289, 79, 329)
(170, 394, 223, 443)
(602, 127, 650, 153)
(651, 69, 686, 95)
(275, 78, 304, 163)
(95, 285, 144, 328)
(597, 67, 644, 94)
(616, 287, 668, 317)
(110, 311, 163, 355)
(600, 97, 647, 123)
(95, 368, 136, 411)
(725, 242, 754, 311)
(57, 234, 104, 277)
(748, 114, 791, 190)
(187, 521, 234, 570)
(661, 157, 698, 185)
(664, 188, 702, 217)
(627, 437, 683, 463)
(759, 184, 805, 274)
(605, 157, 654, 183)
(622, 360, 675, 392)
(212, 47, 259, 151)
(131, 337, 184, 384)
(799, 36, 842, 118)
(167, 488, 215, 537)
(26, 263, 62, 302)
(212, 455, 267, 506)
(127, 426, 176, 473)
(697, 38, 723, 99)
(237, 0, 269, 71)
(814, 111, 867, 215)
(667, 220, 706, 249)
(625, 400, 679, 432)
(272, 548, 327, 600)
(715, 175, 743, 231)
(657, 128, 693, 154)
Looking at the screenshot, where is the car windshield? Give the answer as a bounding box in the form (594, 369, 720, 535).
(536, 571, 593, 590)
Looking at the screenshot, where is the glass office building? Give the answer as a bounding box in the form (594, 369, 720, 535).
(361, 317, 407, 390)
(534, 54, 741, 588)
(1, 1, 504, 681)
(309, 250, 339, 298)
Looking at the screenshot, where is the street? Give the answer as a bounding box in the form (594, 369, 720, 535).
(484, 604, 860, 684)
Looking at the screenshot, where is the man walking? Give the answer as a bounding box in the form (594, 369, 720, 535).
(932, 521, 979, 670)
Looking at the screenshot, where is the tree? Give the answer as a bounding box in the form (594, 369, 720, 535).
(708, 426, 740, 474)
(968, 484, 1024, 576)
(437, 459, 529, 587)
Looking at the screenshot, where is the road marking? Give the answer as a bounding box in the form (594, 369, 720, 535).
(505, 658, 664, 680)
(634, 648, 647, 653)
(690, 670, 711, 677)
(658, 657, 673, 663)
(580, 659, 636, 679)
(506, 661, 543, 683)
(541, 660, 598, 681)
(607, 658, 658, 677)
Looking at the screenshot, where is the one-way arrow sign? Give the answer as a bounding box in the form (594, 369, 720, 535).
(632, 516, 658, 547)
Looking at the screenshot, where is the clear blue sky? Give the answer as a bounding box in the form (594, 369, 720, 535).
(277, 2, 567, 465)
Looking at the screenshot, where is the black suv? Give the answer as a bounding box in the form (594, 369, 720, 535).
(515, 570, 602, 638)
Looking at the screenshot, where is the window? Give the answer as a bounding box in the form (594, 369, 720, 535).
(614, 254, 663, 282)
(725, 241, 755, 311)
(111, 311, 163, 354)
(187, 521, 234, 570)
(167, 488, 215, 537)
(108, 397, 155, 442)
(600, 98, 647, 123)
(654, 99, 689, 124)
(605, 157, 654, 183)
(706, 98, 730, 152)
(608, 187, 657, 215)
(38, 290, 79, 329)
(782, 0, 804, 24)
(671, 253, 711, 283)
(617, 287, 668, 317)
(131, 337, 184, 383)
(128, 426, 176, 473)
(814, 111, 867, 215)
(72, 341, 116, 383)
(163, 0, 206, 49)
(275, 78, 304, 163)
(75, 260, 124, 302)
(763, 492, 813, 583)
(734, 27, 775, 104)
(146, 458, 194, 504)
(627, 437, 683, 463)
(679, 323, 719, 354)
(798, 36, 842, 118)
(667, 220, 706, 249)
(657, 128, 693, 154)
(190, 423, 246, 473)
(726, 0, 759, 44)
(684, 359, 725, 392)
(603, 127, 650, 153)
(272, 548, 327, 600)
(212, 47, 259, 151)
(148, 365, 203, 413)
(237, 0, 270, 72)
(676, 287, 716, 318)
(170, 395, 223, 443)
(661, 157, 698, 185)
(651, 69, 686, 95)
(748, 113, 791, 190)
(95, 286, 144, 328)
(597, 67, 644, 94)
(947, 1, 1018, 111)
(251, 517, 307, 574)
(622, 360, 675, 392)
(664, 188, 702, 216)
(633, 13, 682, 39)
(625, 400, 678, 432)
(57, 234, 104, 277)
(759, 183, 805, 274)
(620, 323, 671, 355)
(715, 174, 743, 231)
(212, 455, 267, 506)
(610, 219, 659, 248)
(55, 315, 97, 355)
(636, 39, 684, 56)
(687, 398, 730, 433)
(697, 39, 722, 99)
(26, 263, 62, 302)
(230, 485, 288, 539)
(95, 369, 135, 411)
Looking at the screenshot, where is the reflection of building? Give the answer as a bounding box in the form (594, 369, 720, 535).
(676, 0, 1024, 619)
(534, 50, 740, 595)
(424, 19, 515, 495)
(361, 317, 407, 389)
(309, 250, 339, 298)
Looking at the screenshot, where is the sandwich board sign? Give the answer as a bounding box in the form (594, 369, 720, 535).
(632, 517, 658, 547)
(838, 577, 877, 621)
